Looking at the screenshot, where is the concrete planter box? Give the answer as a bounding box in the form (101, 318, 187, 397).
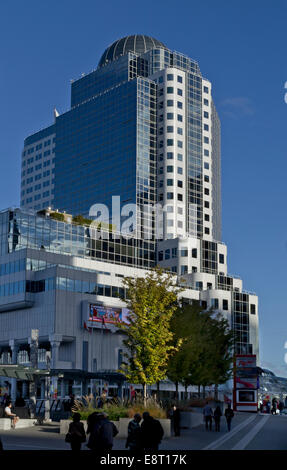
(0, 418, 36, 430)
(180, 411, 203, 429)
(60, 418, 171, 439)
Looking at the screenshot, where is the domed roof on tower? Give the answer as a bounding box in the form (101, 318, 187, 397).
(98, 35, 167, 68)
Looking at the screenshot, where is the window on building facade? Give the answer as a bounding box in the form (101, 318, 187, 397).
(181, 265, 188, 275)
(250, 304, 256, 314)
(165, 249, 170, 259)
(211, 298, 219, 309)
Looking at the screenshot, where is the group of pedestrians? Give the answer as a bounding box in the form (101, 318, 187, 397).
(203, 402, 234, 432)
(66, 410, 118, 452)
(259, 397, 285, 415)
(66, 410, 164, 452)
(126, 411, 164, 452)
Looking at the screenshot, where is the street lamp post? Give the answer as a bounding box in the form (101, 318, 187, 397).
(44, 351, 51, 422)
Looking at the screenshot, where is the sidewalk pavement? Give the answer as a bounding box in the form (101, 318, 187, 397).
(0, 412, 253, 451)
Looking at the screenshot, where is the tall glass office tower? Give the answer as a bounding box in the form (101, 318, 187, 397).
(18, 35, 258, 357)
(21, 35, 221, 242)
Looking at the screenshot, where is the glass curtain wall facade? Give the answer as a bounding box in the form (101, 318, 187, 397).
(0, 209, 155, 268)
(211, 101, 221, 241)
(18, 35, 259, 358)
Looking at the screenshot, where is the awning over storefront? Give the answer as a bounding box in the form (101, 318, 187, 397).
(0, 364, 49, 380)
(50, 369, 126, 383)
(0, 366, 126, 383)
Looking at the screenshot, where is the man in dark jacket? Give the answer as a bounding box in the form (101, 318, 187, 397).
(126, 413, 142, 452)
(141, 412, 164, 452)
(224, 404, 234, 432)
(88, 412, 118, 452)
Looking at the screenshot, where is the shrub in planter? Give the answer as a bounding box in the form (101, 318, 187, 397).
(70, 395, 167, 421)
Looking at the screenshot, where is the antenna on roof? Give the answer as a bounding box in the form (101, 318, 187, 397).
(54, 108, 60, 121)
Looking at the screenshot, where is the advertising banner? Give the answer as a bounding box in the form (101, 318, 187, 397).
(82, 302, 130, 330)
(89, 304, 122, 324)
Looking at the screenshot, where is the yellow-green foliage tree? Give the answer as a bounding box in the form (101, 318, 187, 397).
(117, 267, 183, 404)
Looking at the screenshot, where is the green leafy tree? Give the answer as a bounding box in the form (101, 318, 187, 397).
(116, 267, 183, 404)
(168, 302, 235, 398)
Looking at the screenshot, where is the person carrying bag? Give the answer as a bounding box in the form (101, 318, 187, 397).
(65, 413, 86, 451)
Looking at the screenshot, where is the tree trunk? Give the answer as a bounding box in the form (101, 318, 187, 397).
(203, 385, 206, 399)
(156, 381, 160, 402)
(143, 383, 147, 407)
(198, 385, 200, 398)
(215, 384, 218, 401)
(184, 384, 188, 400)
(175, 381, 179, 402)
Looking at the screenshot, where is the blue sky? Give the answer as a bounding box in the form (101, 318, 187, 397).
(1, 0, 286, 375)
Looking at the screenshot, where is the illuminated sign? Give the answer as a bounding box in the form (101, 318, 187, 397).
(89, 304, 122, 324)
(82, 301, 130, 330)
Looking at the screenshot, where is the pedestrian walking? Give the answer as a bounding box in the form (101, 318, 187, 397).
(66, 412, 86, 451)
(224, 404, 234, 432)
(271, 398, 278, 415)
(141, 411, 164, 452)
(86, 412, 103, 449)
(203, 402, 213, 431)
(4, 402, 19, 429)
(0, 437, 3, 452)
(280, 400, 284, 414)
(213, 405, 222, 432)
(266, 400, 271, 414)
(87, 412, 118, 452)
(125, 413, 142, 452)
(68, 394, 75, 411)
(170, 405, 181, 436)
(97, 397, 104, 408)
